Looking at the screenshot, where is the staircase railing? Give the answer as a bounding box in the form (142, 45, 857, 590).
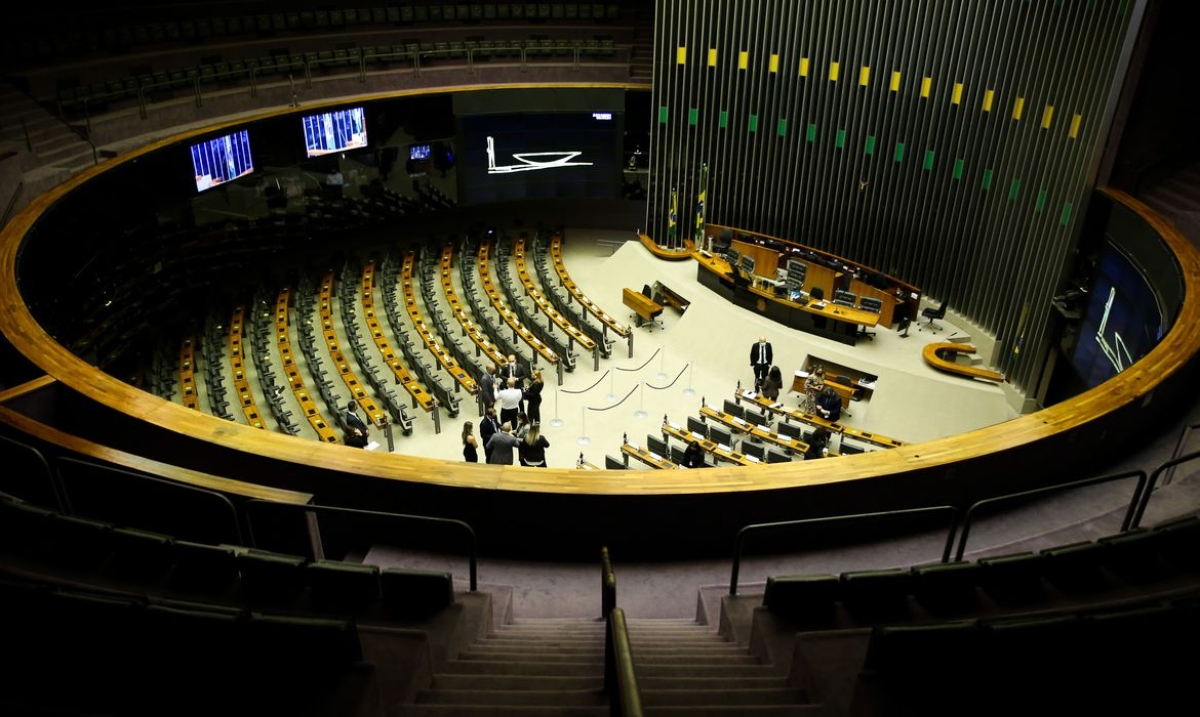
(730, 506, 960, 595)
(243, 499, 478, 590)
(955, 469, 1147, 560)
(601, 547, 643, 717)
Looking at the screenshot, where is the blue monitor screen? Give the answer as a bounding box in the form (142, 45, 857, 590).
(410, 144, 432, 161)
(1071, 242, 1164, 388)
(302, 106, 368, 157)
(191, 129, 254, 192)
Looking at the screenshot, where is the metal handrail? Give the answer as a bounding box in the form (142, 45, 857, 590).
(243, 499, 478, 590)
(601, 546, 616, 617)
(730, 506, 959, 595)
(605, 607, 643, 717)
(1130, 451, 1200, 529)
(955, 469, 1147, 561)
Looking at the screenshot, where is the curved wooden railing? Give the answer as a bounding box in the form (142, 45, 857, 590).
(1, 94, 1198, 555)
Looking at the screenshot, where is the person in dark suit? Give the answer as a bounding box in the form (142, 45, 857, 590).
(525, 369, 544, 424)
(761, 365, 783, 401)
(816, 386, 842, 423)
(479, 407, 500, 462)
(503, 354, 528, 413)
(479, 362, 497, 415)
(344, 401, 369, 448)
(682, 440, 707, 468)
(750, 337, 773, 391)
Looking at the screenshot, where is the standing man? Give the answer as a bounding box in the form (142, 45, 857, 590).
(497, 377, 523, 429)
(750, 336, 773, 392)
(344, 401, 369, 446)
(480, 362, 497, 416)
(504, 354, 528, 413)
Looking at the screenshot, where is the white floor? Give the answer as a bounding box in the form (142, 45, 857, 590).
(371, 228, 1020, 468)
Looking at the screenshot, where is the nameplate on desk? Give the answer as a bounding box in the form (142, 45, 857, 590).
(719, 443, 731, 452)
(668, 422, 681, 430)
(699, 250, 712, 258)
(771, 402, 784, 409)
(649, 452, 663, 461)
(812, 301, 827, 309)
(743, 391, 758, 399)
(745, 455, 761, 463)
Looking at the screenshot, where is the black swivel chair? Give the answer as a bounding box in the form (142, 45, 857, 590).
(636, 283, 664, 330)
(858, 297, 882, 340)
(919, 298, 948, 333)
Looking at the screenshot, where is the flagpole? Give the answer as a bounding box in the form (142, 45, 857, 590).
(695, 163, 708, 249)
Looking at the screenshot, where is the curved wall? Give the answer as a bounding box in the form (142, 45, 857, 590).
(2, 86, 1199, 560)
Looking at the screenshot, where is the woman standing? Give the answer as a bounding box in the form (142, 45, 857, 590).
(462, 421, 479, 462)
(803, 366, 825, 413)
(761, 365, 783, 401)
(519, 423, 551, 467)
(525, 369, 545, 424)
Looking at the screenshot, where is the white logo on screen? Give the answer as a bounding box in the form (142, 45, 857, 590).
(486, 136, 593, 174)
(1097, 287, 1133, 373)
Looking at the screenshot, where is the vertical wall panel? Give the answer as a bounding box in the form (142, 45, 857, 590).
(648, 0, 1141, 391)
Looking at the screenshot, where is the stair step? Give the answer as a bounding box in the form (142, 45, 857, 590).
(398, 706, 609, 716)
(431, 675, 604, 691)
(456, 652, 603, 665)
(642, 688, 808, 707)
(416, 688, 607, 706)
(639, 676, 790, 691)
(634, 654, 761, 665)
(637, 664, 782, 678)
(441, 660, 603, 677)
(478, 638, 605, 648)
(625, 644, 747, 654)
(484, 634, 606, 643)
(467, 645, 606, 656)
(642, 706, 821, 716)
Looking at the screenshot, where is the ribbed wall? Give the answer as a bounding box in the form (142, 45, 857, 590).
(649, 0, 1140, 390)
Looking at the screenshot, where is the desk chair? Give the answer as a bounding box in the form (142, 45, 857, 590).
(919, 298, 948, 333)
(858, 296, 882, 340)
(604, 455, 627, 469)
(635, 284, 664, 330)
(709, 424, 734, 450)
(766, 449, 792, 464)
(777, 422, 803, 440)
(646, 434, 670, 459)
(687, 415, 709, 438)
(741, 442, 766, 461)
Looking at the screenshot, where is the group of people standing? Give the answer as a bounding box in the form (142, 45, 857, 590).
(462, 355, 549, 467)
(750, 337, 840, 460)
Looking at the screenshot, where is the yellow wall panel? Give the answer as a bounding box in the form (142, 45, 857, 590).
(1069, 113, 1083, 139)
(1041, 105, 1054, 129)
(983, 89, 995, 112)
(920, 76, 932, 98)
(829, 61, 840, 82)
(708, 48, 717, 67)
(738, 50, 748, 70)
(859, 66, 870, 86)
(890, 71, 901, 92)
(769, 54, 779, 73)
(677, 46, 687, 65)
(799, 57, 810, 77)
(952, 82, 963, 105)
(1013, 96, 1025, 121)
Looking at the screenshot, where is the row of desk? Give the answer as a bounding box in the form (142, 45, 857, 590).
(317, 270, 387, 429)
(179, 335, 199, 410)
(439, 241, 509, 370)
(735, 390, 905, 449)
(275, 286, 339, 442)
(477, 239, 560, 369)
(549, 231, 633, 357)
(362, 259, 437, 413)
(400, 251, 479, 396)
(227, 305, 266, 430)
(514, 235, 598, 365)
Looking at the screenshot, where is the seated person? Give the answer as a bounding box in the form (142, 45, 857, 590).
(815, 386, 842, 422)
(682, 440, 707, 468)
(804, 427, 832, 460)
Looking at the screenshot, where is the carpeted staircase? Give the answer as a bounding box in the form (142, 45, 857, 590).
(399, 613, 813, 716)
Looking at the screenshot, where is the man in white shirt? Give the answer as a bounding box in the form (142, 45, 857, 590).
(497, 377, 523, 428)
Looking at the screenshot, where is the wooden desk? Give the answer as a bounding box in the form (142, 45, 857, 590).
(694, 253, 877, 345)
(699, 406, 809, 456)
(621, 442, 677, 469)
(661, 421, 761, 467)
(922, 343, 1005, 382)
(737, 390, 905, 449)
(623, 287, 664, 326)
(652, 281, 690, 313)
